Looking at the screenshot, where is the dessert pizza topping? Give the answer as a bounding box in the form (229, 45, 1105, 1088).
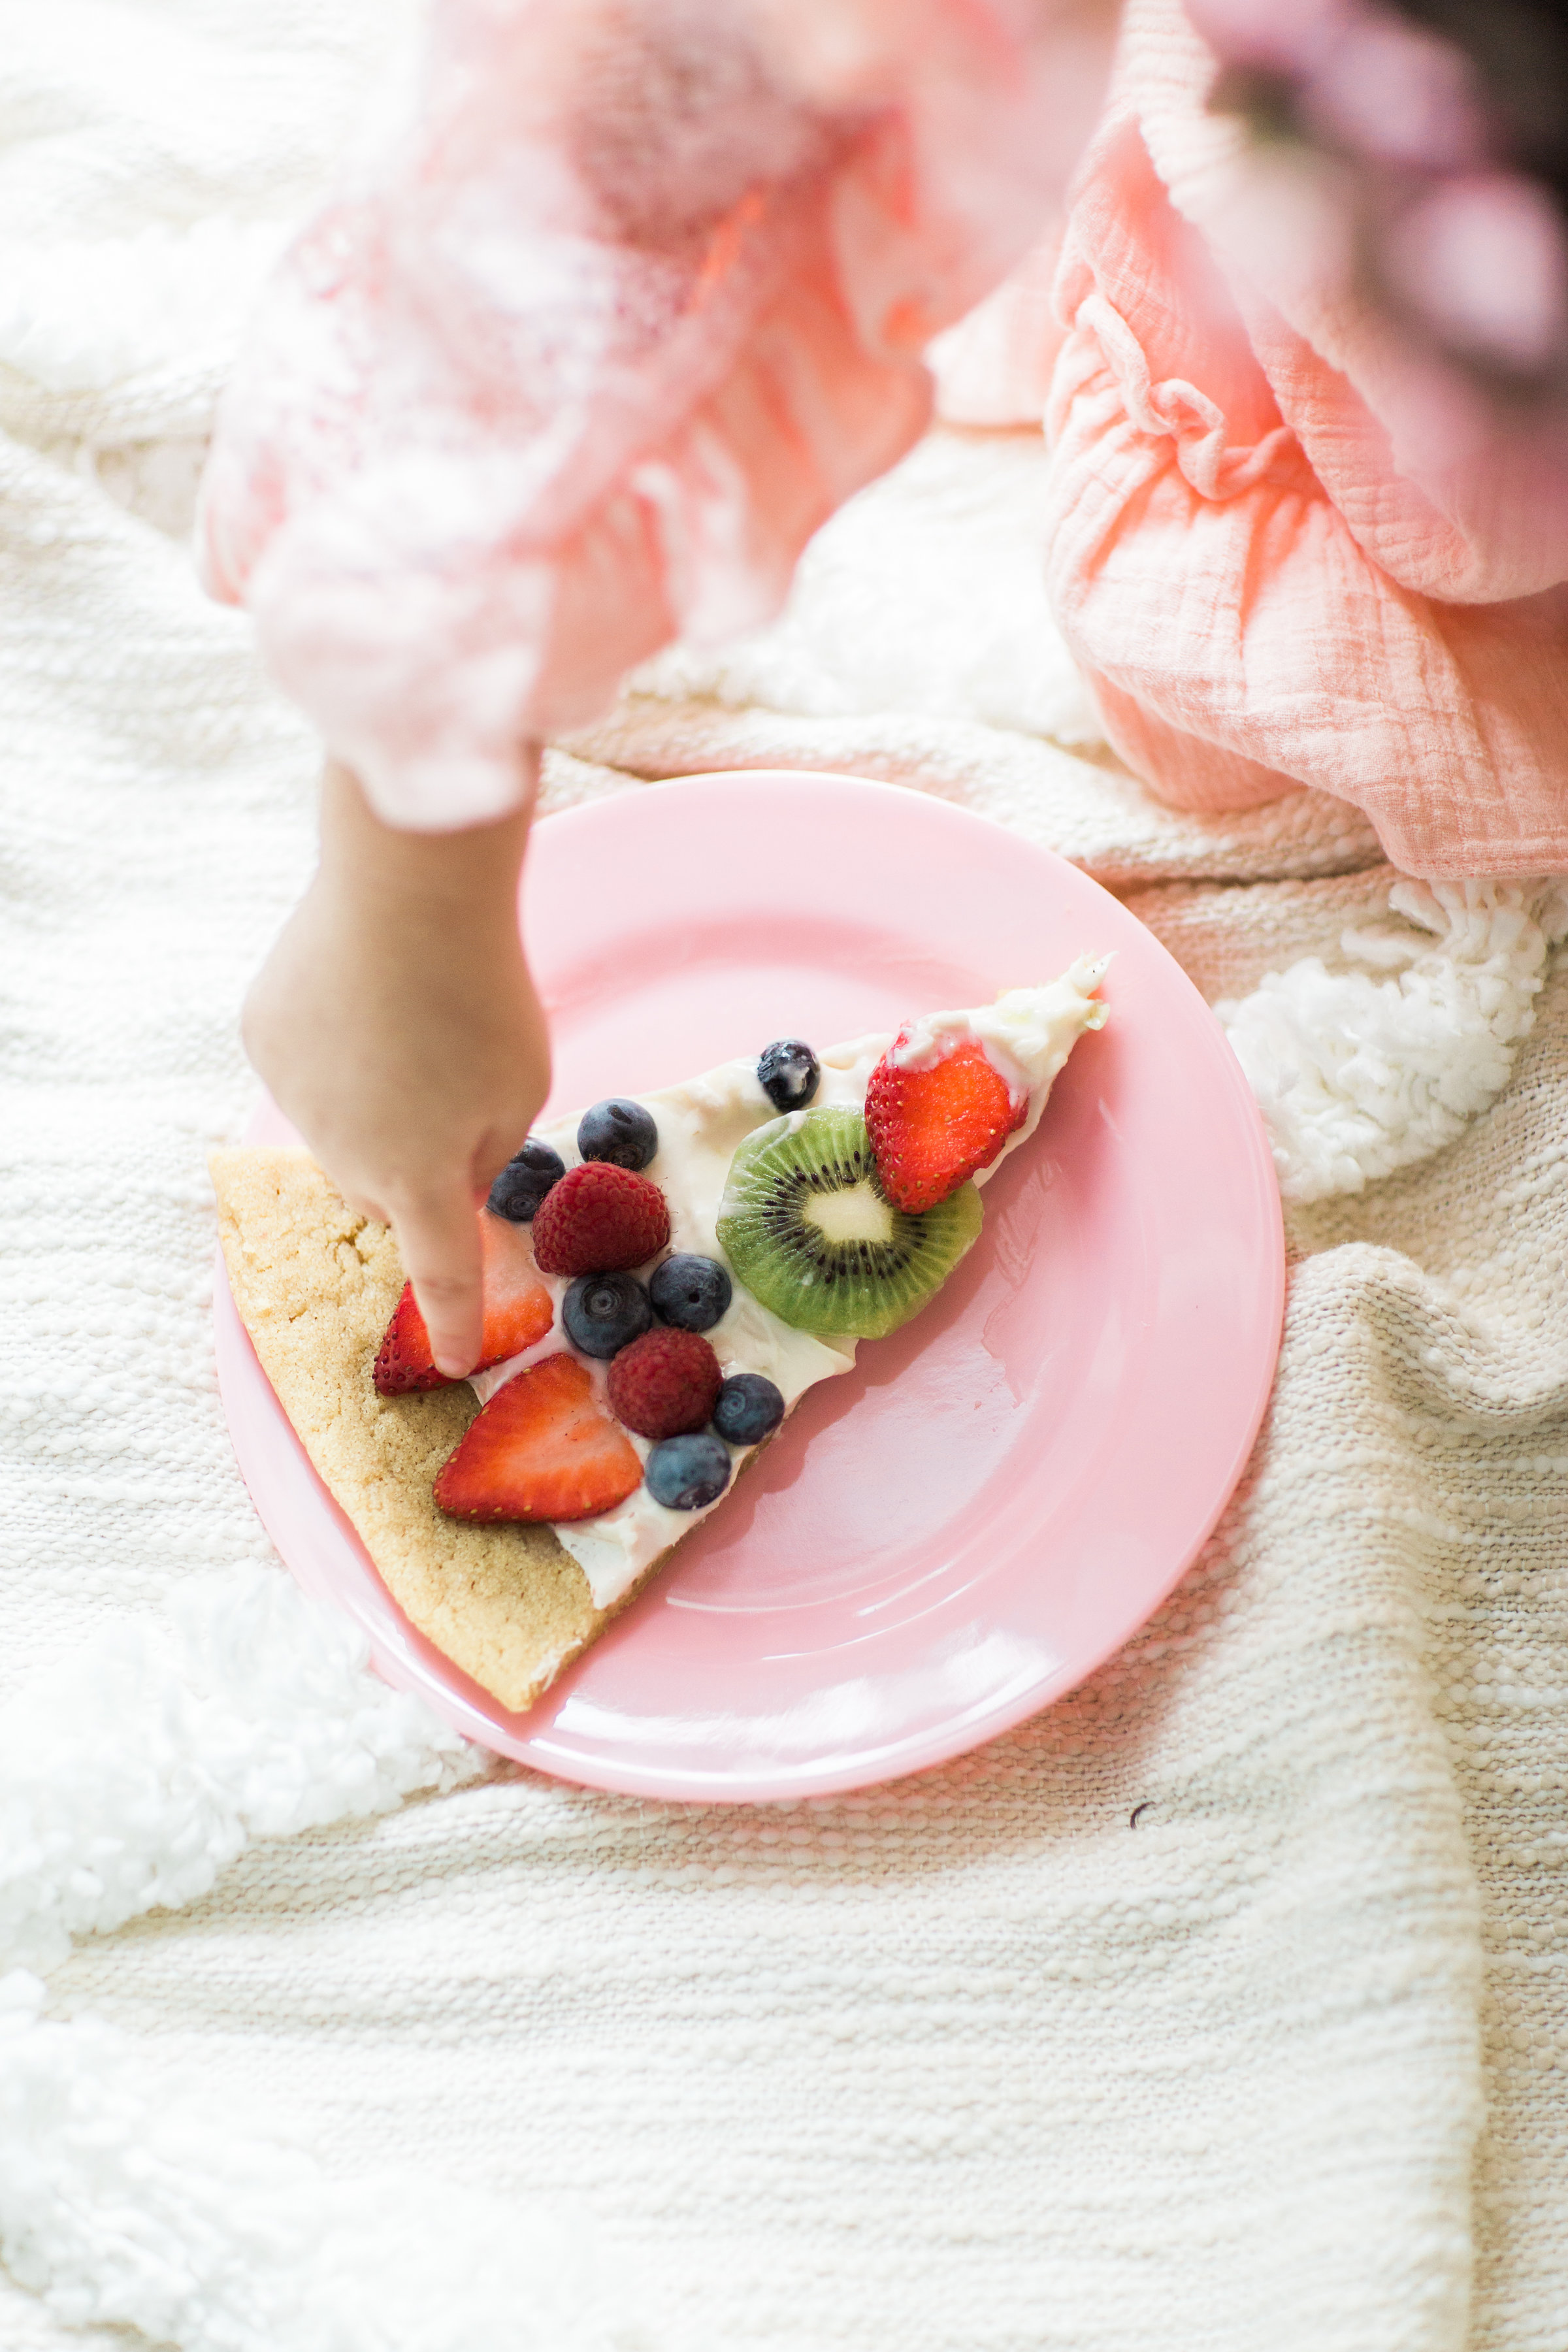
(578, 1097, 659, 1171)
(717, 1104, 983, 1339)
(562, 1270, 654, 1359)
(487, 1137, 566, 1222)
(607, 1327, 724, 1441)
(711, 1372, 785, 1447)
(412, 968, 1107, 1599)
(757, 1037, 821, 1113)
(531, 1160, 671, 1275)
(434, 1353, 643, 1524)
(374, 1286, 451, 1396)
(645, 1431, 732, 1511)
(864, 1034, 1027, 1213)
(373, 1211, 553, 1394)
(649, 1252, 732, 1332)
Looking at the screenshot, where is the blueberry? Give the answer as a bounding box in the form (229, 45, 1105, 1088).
(711, 1372, 785, 1447)
(578, 1098, 659, 1171)
(645, 1431, 732, 1510)
(487, 1137, 566, 1222)
(649, 1253, 732, 1332)
(563, 1272, 653, 1359)
(757, 1039, 820, 1113)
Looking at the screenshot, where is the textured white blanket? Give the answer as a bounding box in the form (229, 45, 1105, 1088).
(3, 7, 1566, 2351)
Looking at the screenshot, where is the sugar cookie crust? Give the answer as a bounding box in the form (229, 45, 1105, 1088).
(210, 1146, 673, 1714)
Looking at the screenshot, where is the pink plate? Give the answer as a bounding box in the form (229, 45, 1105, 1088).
(215, 770, 1283, 1801)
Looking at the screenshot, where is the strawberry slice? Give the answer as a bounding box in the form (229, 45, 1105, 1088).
(434, 1353, 643, 1524)
(864, 1035, 1026, 1213)
(374, 1211, 553, 1394)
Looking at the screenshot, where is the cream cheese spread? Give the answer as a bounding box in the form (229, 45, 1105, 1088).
(469, 957, 1109, 1610)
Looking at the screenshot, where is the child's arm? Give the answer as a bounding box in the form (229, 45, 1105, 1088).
(242, 759, 549, 1378)
(206, 1, 1120, 1357)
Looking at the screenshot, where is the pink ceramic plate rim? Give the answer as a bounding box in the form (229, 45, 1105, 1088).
(214, 770, 1284, 1802)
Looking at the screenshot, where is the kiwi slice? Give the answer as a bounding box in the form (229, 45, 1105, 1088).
(716, 1105, 983, 1339)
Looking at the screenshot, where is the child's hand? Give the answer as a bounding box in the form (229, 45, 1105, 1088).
(243, 759, 549, 1377)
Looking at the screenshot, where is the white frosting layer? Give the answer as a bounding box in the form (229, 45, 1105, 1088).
(469, 958, 1109, 1610)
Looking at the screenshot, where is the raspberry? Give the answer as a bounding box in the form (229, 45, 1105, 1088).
(607, 1326, 723, 1441)
(531, 1161, 670, 1276)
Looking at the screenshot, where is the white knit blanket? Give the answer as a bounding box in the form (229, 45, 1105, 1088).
(3, 8, 1566, 2351)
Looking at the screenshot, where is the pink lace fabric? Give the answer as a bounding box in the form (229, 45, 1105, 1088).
(1043, 0, 1568, 877)
(199, 0, 1105, 828)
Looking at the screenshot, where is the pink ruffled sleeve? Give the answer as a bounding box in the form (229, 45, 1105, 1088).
(199, 0, 1094, 828)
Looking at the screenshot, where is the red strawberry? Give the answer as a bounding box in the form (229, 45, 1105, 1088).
(374, 1212, 553, 1395)
(531, 1160, 670, 1277)
(434, 1353, 643, 1524)
(607, 1327, 723, 1440)
(864, 1035, 1026, 1213)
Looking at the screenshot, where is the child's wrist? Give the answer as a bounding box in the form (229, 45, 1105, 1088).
(317, 756, 535, 930)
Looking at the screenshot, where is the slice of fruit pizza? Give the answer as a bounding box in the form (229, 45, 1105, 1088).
(211, 959, 1107, 1713)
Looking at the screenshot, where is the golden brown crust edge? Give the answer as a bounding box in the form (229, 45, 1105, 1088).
(208, 1145, 679, 1715)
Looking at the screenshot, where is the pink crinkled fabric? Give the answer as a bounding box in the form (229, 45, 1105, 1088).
(1043, 0, 1568, 879)
(199, 0, 1103, 830)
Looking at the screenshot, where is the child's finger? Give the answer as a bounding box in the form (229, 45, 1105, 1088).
(396, 1188, 485, 1379)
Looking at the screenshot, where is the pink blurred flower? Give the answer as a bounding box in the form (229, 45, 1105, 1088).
(1303, 14, 1484, 172)
(1382, 172, 1568, 373)
(1184, 0, 1348, 79)
(1193, 0, 1568, 391)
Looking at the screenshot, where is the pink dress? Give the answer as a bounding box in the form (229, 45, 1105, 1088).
(1043, 0, 1568, 878)
(198, 0, 1098, 830)
(201, 0, 1568, 876)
